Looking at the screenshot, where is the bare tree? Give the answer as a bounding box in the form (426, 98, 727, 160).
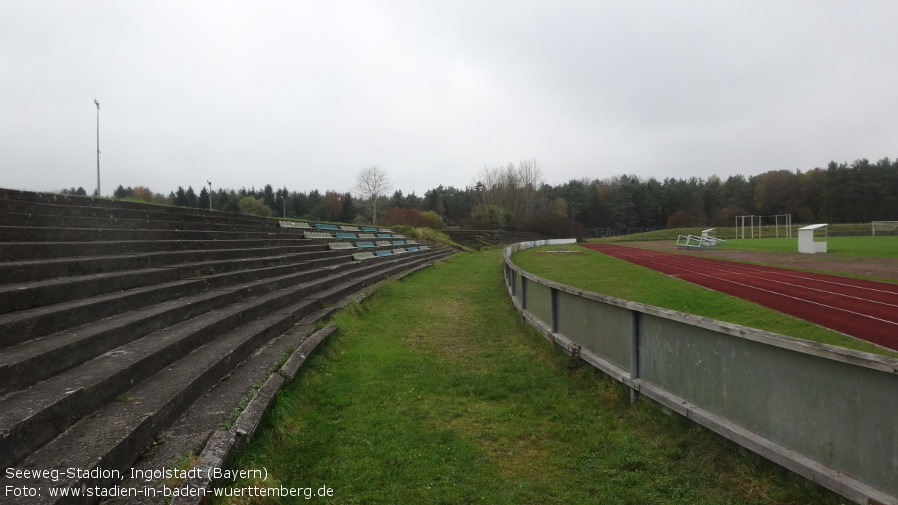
(475, 160, 544, 228)
(353, 165, 393, 225)
(517, 159, 544, 225)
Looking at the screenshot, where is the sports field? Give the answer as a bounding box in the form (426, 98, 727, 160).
(512, 236, 898, 358)
(586, 243, 898, 350)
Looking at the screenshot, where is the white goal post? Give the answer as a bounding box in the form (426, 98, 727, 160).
(736, 214, 792, 239)
(872, 221, 898, 236)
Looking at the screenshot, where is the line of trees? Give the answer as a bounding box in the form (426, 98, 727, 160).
(108, 183, 358, 222)
(98, 157, 897, 238)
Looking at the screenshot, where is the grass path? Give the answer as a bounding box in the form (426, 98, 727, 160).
(217, 250, 846, 504)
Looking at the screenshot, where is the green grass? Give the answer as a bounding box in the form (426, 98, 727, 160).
(512, 244, 898, 358)
(724, 235, 898, 258)
(216, 251, 848, 504)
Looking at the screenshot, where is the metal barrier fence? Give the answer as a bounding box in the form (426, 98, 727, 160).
(503, 240, 898, 505)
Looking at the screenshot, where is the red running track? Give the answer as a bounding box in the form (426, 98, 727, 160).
(581, 243, 898, 350)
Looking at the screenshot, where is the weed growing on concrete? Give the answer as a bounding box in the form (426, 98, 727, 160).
(222, 377, 269, 430)
(275, 347, 294, 370)
(166, 451, 197, 488)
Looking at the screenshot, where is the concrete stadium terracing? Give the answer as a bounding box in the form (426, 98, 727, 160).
(0, 189, 454, 503)
(442, 229, 547, 249)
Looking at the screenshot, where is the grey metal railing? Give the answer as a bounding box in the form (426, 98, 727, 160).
(503, 240, 898, 505)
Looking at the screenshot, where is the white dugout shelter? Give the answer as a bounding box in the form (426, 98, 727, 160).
(798, 224, 828, 254)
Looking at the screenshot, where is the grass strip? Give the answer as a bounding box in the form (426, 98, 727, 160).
(216, 250, 847, 504)
(722, 236, 898, 258)
(512, 244, 898, 358)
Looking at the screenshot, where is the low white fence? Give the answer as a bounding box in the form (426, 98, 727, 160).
(503, 240, 898, 505)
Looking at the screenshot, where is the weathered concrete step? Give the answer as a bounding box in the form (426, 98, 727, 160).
(2, 296, 327, 504)
(0, 289, 238, 395)
(0, 199, 271, 228)
(0, 189, 277, 228)
(0, 246, 344, 311)
(0, 225, 296, 243)
(0, 210, 303, 235)
(0, 256, 376, 394)
(0, 267, 182, 314)
(0, 273, 340, 469)
(0, 278, 212, 349)
(111, 318, 329, 504)
(0, 237, 325, 261)
(0, 243, 331, 283)
(0, 253, 356, 349)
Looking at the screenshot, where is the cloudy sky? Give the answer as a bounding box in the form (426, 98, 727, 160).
(3, 1, 897, 198)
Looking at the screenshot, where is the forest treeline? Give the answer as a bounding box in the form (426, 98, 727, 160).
(63, 157, 898, 238)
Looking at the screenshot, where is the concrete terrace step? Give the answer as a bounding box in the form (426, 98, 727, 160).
(0, 225, 299, 242)
(0, 210, 302, 235)
(0, 288, 241, 394)
(0, 252, 362, 348)
(0, 244, 323, 284)
(0, 188, 457, 502)
(0, 189, 277, 227)
(110, 322, 338, 505)
(0, 245, 342, 310)
(0, 257, 375, 392)
(443, 229, 546, 248)
(0, 238, 325, 262)
(0, 277, 325, 468)
(0, 277, 214, 348)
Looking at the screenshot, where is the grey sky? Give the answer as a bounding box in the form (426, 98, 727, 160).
(3, 1, 896, 198)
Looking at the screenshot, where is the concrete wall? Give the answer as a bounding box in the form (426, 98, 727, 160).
(503, 241, 898, 505)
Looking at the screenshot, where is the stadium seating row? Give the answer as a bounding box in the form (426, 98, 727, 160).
(305, 231, 405, 240)
(330, 242, 427, 252)
(351, 245, 430, 260)
(278, 220, 396, 235)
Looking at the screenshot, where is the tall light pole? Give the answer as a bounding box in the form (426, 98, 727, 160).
(94, 99, 101, 197)
(207, 180, 213, 210)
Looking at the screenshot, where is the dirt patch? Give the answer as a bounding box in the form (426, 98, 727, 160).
(614, 241, 898, 283)
(535, 249, 584, 255)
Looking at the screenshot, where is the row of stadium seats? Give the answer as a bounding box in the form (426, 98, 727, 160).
(329, 241, 425, 251)
(303, 231, 406, 240)
(276, 219, 424, 260)
(278, 220, 396, 234)
(352, 245, 430, 260)
(357, 240, 418, 247)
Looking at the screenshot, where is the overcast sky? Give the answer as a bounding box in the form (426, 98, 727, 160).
(3, 1, 897, 198)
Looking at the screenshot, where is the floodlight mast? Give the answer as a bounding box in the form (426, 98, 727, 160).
(207, 180, 212, 210)
(94, 99, 101, 197)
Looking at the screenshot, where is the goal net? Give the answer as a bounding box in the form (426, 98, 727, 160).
(736, 214, 792, 239)
(872, 221, 898, 236)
